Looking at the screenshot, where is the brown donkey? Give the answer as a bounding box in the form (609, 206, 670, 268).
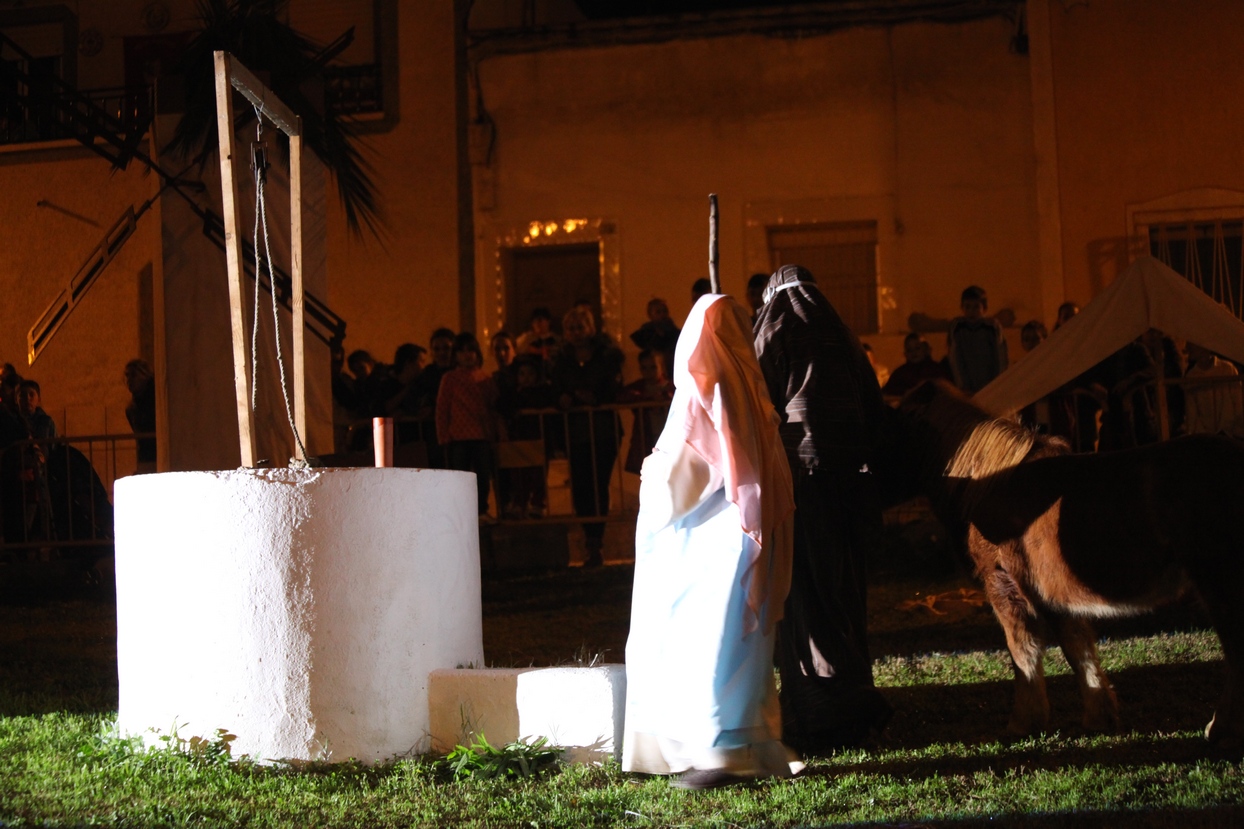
(901, 381, 1244, 744)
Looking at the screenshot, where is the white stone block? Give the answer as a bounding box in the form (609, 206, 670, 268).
(114, 468, 484, 764)
(428, 665, 626, 764)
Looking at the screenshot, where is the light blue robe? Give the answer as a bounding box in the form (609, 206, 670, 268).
(622, 447, 797, 776)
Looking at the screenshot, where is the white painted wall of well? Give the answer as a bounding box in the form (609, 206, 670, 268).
(114, 467, 484, 763)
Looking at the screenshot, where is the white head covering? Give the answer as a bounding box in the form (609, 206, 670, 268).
(653, 294, 795, 634)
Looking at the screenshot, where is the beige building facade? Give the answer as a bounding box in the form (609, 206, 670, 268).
(1, 0, 1241, 466)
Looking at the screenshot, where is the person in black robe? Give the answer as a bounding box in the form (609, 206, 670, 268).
(753, 264, 892, 753)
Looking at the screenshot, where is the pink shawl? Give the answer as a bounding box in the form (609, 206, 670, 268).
(662, 294, 795, 634)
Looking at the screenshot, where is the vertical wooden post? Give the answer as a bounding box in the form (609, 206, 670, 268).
(290, 127, 306, 442)
(708, 193, 720, 295)
(1155, 354, 1170, 442)
(213, 50, 257, 468)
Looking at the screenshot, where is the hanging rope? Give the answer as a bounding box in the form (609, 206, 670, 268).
(250, 105, 309, 465)
(250, 115, 263, 413)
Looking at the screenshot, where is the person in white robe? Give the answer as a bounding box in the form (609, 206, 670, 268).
(622, 293, 801, 789)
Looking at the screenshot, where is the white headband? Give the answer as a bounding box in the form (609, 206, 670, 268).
(762, 280, 815, 305)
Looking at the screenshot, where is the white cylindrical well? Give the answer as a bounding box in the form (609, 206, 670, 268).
(114, 468, 483, 763)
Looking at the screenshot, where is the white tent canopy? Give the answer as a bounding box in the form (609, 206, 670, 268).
(974, 256, 1244, 416)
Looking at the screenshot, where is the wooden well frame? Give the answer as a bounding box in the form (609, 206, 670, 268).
(213, 50, 306, 467)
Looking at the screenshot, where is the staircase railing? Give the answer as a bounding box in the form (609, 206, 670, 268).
(0, 31, 151, 167)
(10, 28, 347, 363)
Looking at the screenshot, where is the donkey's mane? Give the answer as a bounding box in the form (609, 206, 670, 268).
(947, 418, 1037, 480)
(921, 383, 1037, 483)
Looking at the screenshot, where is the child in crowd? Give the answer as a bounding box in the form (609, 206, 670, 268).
(492, 330, 517, 371)
(501, 355, 557, 519)
(436, 332, 498, 518)
(947, 285, 1008, 393)
(516, 307, 560, 370)
(620, 349, 675, 475)
(491, 331, 518, 398)
(1020, 320, 1048, 353)
(1017, 321, 1051, 432)
(18, 380, 56, 439)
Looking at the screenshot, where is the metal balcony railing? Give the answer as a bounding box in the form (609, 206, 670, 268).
(0, 82, 154, 146)
(324, 63, 383, 117)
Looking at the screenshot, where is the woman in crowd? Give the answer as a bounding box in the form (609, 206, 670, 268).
(436, 332, 499, 518)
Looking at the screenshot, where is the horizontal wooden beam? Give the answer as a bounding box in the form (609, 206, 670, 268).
(214, 50, 301, 137)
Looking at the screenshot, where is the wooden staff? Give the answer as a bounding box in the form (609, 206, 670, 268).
(708, 193, 720, 294)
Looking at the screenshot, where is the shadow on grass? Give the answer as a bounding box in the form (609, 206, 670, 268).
(873, 660, 1222, 755)
(0, 599, 118, 717)
(816, 804, 1244, 828)
(822, 730, 1220, 784)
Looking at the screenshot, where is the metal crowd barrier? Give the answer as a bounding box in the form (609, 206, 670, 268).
(338, 400, 673, 525)
(0, 432, 150, 555)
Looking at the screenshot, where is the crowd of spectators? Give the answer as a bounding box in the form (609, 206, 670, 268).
(1011, 300, 1244, 449)
(873, 284, 1244, 451)
(0, 359, 153, 546)
(331, 302, 681, 566)
(328, 273, 1244, 555)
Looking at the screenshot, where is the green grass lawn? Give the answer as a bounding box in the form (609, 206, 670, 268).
(2, 566, 1243, 827)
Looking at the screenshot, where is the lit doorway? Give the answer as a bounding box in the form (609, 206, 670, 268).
(504, 242, 601, 336)
(480, 218, 621, 343)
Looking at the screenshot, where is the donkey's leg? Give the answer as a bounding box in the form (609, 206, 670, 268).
(1196, 583, 1244, 747)
(1051, 612, 1119, 732)
(983, 563, 1051, 735)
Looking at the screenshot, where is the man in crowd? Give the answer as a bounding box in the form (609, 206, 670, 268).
(413, 328, 456, 467)
(0, 366, 26, 451)
(881, 332, 952, 402)
(123, 359, 157, 471)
